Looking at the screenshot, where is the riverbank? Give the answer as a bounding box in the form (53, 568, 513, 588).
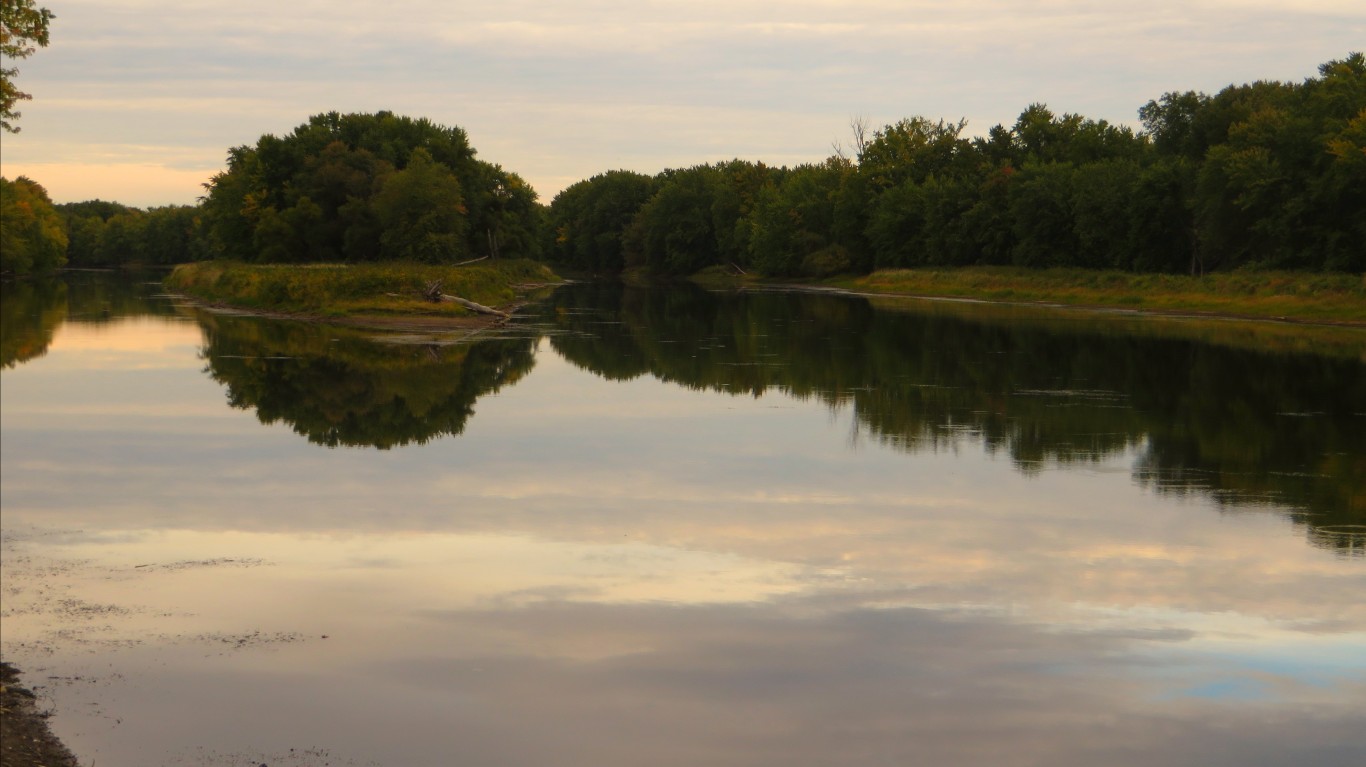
(822, 267, 1366, 325)
(1, 663, 80, 767)
(164, 259, 563, 323)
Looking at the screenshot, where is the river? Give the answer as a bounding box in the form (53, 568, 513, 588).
(2, 272, 1364, 766)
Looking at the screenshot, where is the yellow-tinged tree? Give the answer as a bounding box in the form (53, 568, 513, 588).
(1, 0, 55, 133)
(0, 175, 68, 274)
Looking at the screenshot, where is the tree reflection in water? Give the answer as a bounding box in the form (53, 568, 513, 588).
(195, 311, 537, 449)
(544, 282, 1366, 555)
(2, 270, 183, 369)
(25, 276, 1351, 552)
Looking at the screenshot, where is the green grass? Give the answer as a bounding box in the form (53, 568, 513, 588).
(164, 260, 561, 318)
(826, 267, 1366, 324)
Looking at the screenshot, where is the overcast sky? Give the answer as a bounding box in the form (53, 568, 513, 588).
(2, 0, 1362, 207)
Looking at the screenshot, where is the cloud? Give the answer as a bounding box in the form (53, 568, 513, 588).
(7, 2, 1363, 203)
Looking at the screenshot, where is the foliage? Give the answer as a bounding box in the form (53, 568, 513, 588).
(546, 170, 655, 272)
(544, 53, 1364, 279)
(749, 159, 853, 275)
(371, 148, 467, 262)
(19, 57, 1366, 282)
(58, 201, 205, 267)
(630, 165, 724, 274)
(1, 0, 53, 132)
(1, 175, 67, 274)
(857, 116, 974, 189)
(200, 111, 542, 264)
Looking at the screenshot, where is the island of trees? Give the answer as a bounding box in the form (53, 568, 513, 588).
(2, 53, 1362, 286)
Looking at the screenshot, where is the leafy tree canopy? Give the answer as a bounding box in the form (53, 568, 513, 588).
(1, 175, 67, 274)
(547, 53, 1362, 277)
(199, 112, 542, 264)
(1, 0, 54, 132)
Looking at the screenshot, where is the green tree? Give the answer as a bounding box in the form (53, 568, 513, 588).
(101, 210, 149, 267)
(293, 141, 395, 261)
(466, 162, 541, 260)
(1009, 162, 1079, 267)
(633, 166, 723, 275)
(548, 170, 654, 272)
(0, 175, 67, 273)
(1, 0, 53, 132)
(371, 148, 468, 262)
(1127, 158, 1197, 273)
(858, 116, 973, 189)
(58, 199, 138, 267)
(1070, 160, 1140, 270)
(139, 205, 202, 265)
(866, 175, 929, 269)
(959, 166, 1016, 266)
(1302, 53, 1366, 271)
(1139, 91, 1214, 159)
(707, 159, 778, 269)
(198, 112, 529, 264)
(64, 213, 107, 265)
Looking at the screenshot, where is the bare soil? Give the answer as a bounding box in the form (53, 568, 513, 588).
(1, 662, 80, 767)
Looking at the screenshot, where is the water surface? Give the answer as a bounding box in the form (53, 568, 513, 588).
(2, 275, 1364, 766)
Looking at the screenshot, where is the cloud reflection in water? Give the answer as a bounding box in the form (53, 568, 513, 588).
(1, 280, 1364, 766)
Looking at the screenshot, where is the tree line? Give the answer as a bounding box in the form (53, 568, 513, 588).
(2, 111, 544, 276)
(548, 53, 1365, 276)
(2, 53, 1362, 278)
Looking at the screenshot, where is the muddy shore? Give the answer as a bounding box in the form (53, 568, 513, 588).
(1, 662, 80, 767)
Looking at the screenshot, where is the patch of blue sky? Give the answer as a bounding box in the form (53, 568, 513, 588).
(1145, 637, 1366, 702)
(1177, 678, 1273, 701)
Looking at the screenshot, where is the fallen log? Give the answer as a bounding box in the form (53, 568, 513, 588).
(414, 280, 510, 318)
(439, 293, 511, 319)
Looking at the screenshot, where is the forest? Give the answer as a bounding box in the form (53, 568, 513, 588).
(548, 53, 1365, 277)
(1, 53, 1362, 277)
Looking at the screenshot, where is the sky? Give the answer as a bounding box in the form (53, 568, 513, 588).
(1, 0, 1363, 208)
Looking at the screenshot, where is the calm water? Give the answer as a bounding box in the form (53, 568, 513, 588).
(2, 273, 1364, 767)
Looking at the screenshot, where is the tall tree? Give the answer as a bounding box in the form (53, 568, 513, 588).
(1, 0, 54, 132)
(371, 148, 468, 262)
(0, 175, 67, 273)
(858, 116, 973, 189)
(198, 112, 532, 263)
(548, 170, 654, 272)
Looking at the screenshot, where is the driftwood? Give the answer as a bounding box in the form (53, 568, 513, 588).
(438, 293, 510, 318)
(422, 280, 511, 319)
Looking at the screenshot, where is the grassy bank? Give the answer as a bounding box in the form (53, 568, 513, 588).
(827, 268, 1366, 325)
(164, 260, 561, 318)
